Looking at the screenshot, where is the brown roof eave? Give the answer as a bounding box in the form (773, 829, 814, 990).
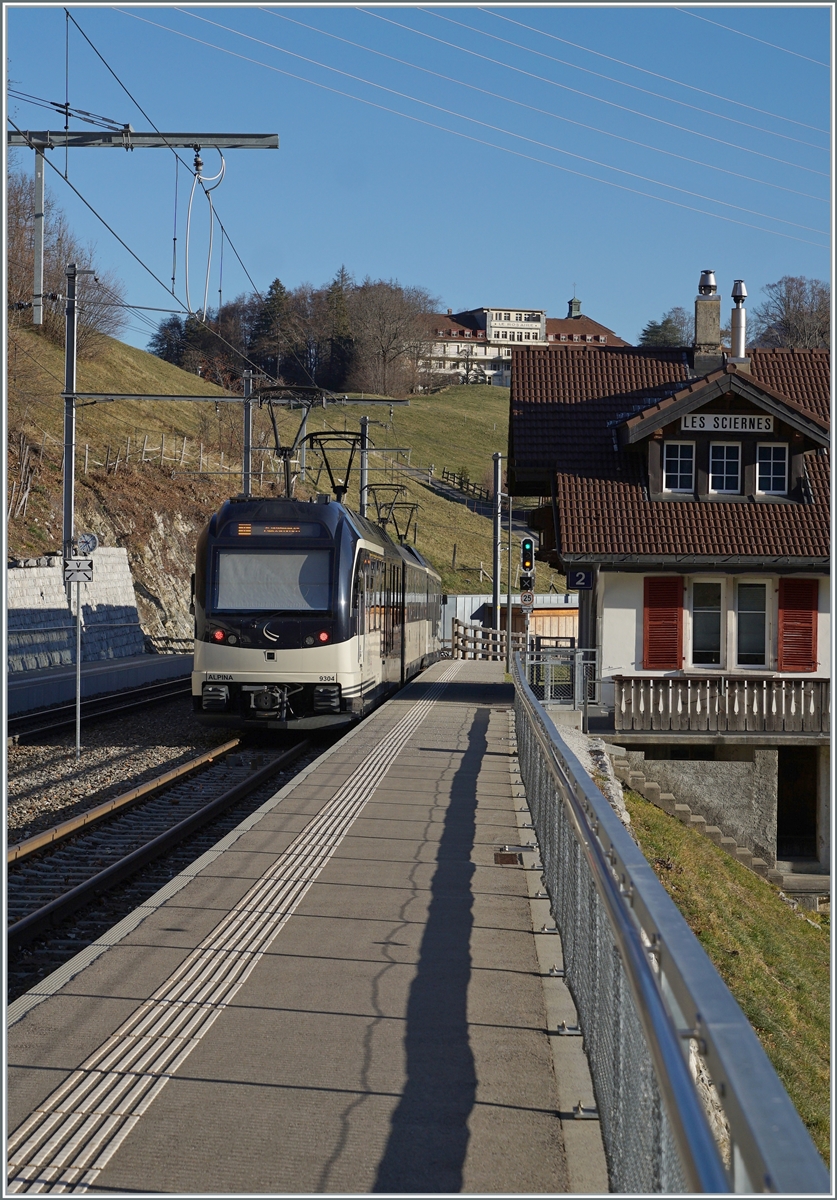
(621, 371, 830, 445)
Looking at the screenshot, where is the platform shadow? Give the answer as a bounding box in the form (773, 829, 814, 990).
(371, 708, 489, 1193)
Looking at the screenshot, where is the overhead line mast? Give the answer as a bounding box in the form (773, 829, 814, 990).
(6, 130, 279, 325)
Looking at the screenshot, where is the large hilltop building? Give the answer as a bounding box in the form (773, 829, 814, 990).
(428, 298, 628, 387)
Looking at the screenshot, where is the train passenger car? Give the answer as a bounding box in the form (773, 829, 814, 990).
(192, 495, 442, 730)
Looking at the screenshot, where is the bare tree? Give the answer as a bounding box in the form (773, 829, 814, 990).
(6, 166, 125, 354)
(348, 280, 439, 395)
(750, 276, 830, 349)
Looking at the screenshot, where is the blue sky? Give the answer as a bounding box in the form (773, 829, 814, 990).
(5, 4, 833, 351)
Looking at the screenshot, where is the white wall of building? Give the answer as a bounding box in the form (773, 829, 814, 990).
(597, 569, 830, 708)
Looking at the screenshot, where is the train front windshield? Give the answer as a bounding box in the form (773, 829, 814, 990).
(215, 549, 332, 612)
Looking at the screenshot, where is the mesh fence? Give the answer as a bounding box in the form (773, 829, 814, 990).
(515, 689, 688, 1193)
(524, 648, 599, 706)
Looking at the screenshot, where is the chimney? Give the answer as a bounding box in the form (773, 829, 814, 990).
(727, 279, 750, 371)
(446, 308, 452, 315)
(567, 296, 582, 318)
(693, 269, 723, 375)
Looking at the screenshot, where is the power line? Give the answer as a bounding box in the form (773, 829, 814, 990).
(266, 8, 827, 205)
(112, 9, 827, 248)
(365, 9, 829, 174)
(477, 7, 831, 135)
(674, 7, 830, 67)
(168, 10, 829, 237)
(64, 9, 320, 389)
(8, 120, 289, 386)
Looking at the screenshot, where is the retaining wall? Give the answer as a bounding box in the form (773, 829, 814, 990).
(7, 549, 147, 672)
(622, 748, 778, 867)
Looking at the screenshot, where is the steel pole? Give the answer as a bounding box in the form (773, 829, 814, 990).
(33, 150, 45, 325)
(62, 264, 77, 567)
(506, 492, 513, 673)
(300, 408, 308, 481)
(492, 453, 502, 640)
(75, 580, 82, 760)
(359, 416, 369, 518)
(242, 371, 252, 495)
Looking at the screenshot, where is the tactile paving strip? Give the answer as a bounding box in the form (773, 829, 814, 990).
(7, 663, 461, 1194)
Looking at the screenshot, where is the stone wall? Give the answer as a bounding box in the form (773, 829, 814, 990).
(7, 548, 147, 672)
(623, 748, 779, 867)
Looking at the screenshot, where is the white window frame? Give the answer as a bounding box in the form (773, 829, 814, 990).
(756, 443, 789, 495)
(684, 575, 777, 673)
(686, 576, 727, 670)
(709, 442, 741, 494)
(662, 441, 695, 493)
(734, 576, 771, 669)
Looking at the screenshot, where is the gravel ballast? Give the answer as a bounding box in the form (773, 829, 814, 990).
(6, 697, 228, 843)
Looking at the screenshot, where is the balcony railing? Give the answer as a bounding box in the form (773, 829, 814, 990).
(613, 675, 830, 734)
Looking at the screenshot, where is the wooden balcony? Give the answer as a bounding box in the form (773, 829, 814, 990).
(613, 675, 830, 735)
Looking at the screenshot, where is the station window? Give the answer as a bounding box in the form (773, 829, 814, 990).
(737, 582, 767, 666)
(692, 581, 723, 665)
(709, 443, 741, 493)
(757, 444, 788, 494)
(663, 442, 694, 492)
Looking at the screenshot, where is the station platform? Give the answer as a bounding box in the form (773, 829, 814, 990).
(7, 653, 192, 717)
(7, 659, 606, 1194)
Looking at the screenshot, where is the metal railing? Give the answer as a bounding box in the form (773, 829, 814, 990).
(524, 646, 597, 708)
(512, 654, 829, 1194)
(614, 674, 830, 734)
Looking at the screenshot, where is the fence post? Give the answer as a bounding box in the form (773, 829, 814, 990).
(84, 445, 89, 474)
(180, 436, 188, 466)
(125, 437, 130, 463)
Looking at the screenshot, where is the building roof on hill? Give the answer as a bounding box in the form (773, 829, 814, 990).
(509, 344, 830, 564)
(544, 315, 630, 346)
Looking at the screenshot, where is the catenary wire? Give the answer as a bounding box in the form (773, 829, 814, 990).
(172, 9, 828, 236)
(477, 7, 830, 135)
(65, 9, 318, 388)
(265, 8, 826, 205)
(364, 8, 829, 173)
(112, 10, 828, 248)
(674, 7, 830, 67)
(9, 121, 284, 386)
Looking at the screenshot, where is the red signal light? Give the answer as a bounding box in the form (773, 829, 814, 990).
(317, 630, 330, 643)
(211, 629, 226, 642)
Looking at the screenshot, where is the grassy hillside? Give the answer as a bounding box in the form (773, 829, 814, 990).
(625, 789, 830, 1163)
(7, 329, 564, 594)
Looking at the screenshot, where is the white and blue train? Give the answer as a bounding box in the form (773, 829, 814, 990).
(192, 495, 443, 730)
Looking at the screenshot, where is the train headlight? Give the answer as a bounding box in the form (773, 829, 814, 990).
(317, 630, 330, 643)
(211, 629, 226, 643)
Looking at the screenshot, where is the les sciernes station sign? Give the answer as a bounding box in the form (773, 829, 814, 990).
(680, 413, 773, 432)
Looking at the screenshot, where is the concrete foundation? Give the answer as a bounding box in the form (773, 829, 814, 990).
(624, 747, 778, 866)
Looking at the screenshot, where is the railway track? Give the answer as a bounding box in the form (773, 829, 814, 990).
(8, 676, 193, 741)
(7, 735, 318, 1002)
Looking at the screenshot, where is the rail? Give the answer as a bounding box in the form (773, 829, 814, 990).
(614, 675, 830, 733)
(512, 653, 828, 1193)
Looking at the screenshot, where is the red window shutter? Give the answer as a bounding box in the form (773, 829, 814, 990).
(778, 579, 818, 672)
(643, 577, 683, 670)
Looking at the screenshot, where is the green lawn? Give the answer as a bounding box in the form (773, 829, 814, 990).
(625, 789, 830, 1163)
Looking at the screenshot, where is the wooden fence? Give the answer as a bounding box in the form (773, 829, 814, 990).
(613, 675, 830, 734)
(441, 468, 491, 503)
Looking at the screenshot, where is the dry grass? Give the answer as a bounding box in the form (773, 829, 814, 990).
(625, 789, 830, 1163)
(7, 331, 565, 591)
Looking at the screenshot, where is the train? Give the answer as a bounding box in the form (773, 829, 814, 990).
(191, 495, 443, 730)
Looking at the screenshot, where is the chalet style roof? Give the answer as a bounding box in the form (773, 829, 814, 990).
(509, 344, 830, 566)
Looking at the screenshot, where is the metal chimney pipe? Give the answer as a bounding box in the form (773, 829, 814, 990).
(730, 279, 747, 360)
